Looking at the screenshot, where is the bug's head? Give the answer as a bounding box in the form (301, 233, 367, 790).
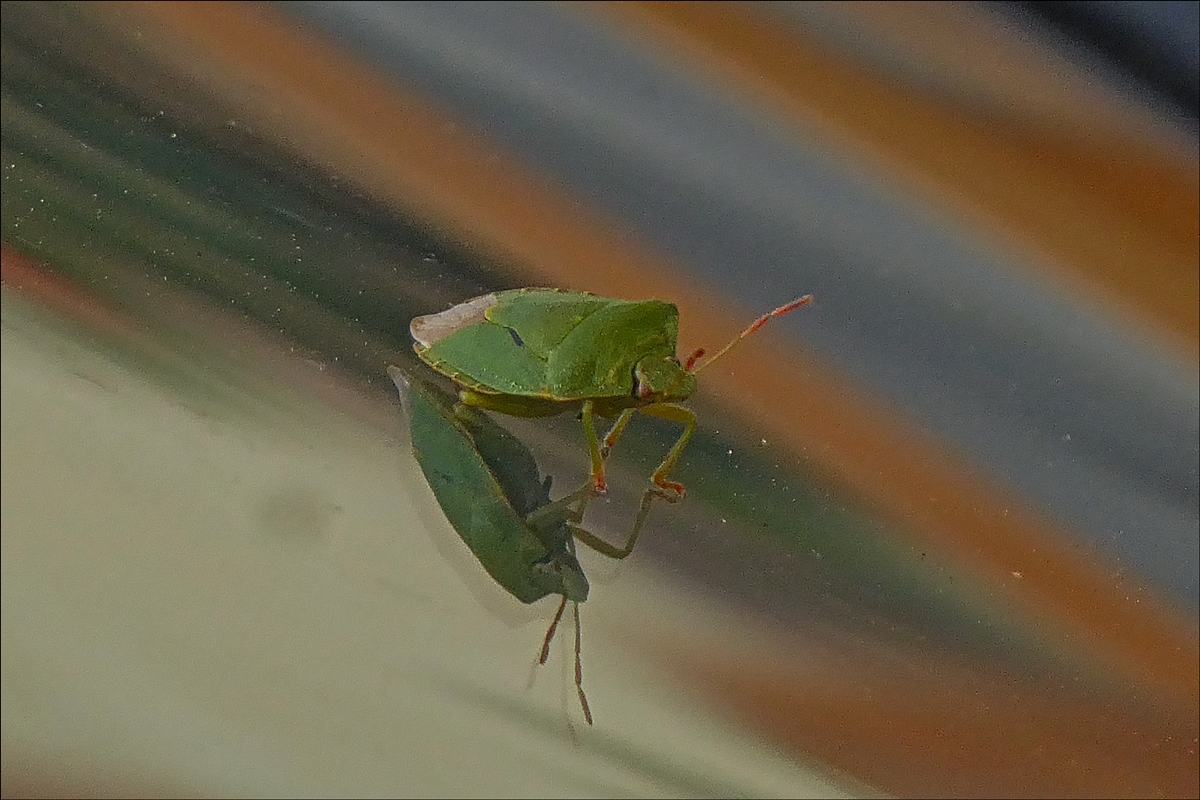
(532, 552, 590, 602)
(633, 356, 697, 403)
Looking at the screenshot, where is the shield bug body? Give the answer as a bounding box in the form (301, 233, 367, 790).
(389, 367, 654, 724)
(410, 288, 811, 499)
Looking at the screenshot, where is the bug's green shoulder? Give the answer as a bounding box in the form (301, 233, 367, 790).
(485, 289, 615, 359)
(540, 298, 680, 398)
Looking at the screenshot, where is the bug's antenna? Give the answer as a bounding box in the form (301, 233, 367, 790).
(573, 601, 593, 725)
(689, 294, 812, 375)
(538, 595, 593, 725)
(539, 595, 568, 665)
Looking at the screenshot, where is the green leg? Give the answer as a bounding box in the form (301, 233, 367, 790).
(580, 400, 607, 493)
(576, 402, 695, 544)
(556, 407, 635, 525)
(535, 471, 662, 561)
(639, 402, 697, 500)
(595, 404, 697, 500)
(569, 485, 661, 559)
(600, 408, 637, 456)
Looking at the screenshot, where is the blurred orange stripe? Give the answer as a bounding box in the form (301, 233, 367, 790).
(94, 0, 1197, 711)
(656, 632, 1200, 797)
(596, 0, 1200, 358)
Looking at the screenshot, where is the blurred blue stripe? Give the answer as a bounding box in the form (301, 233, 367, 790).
(1003, 0, 1200, 128)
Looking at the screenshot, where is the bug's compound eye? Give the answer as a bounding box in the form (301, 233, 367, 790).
(631, 363, 654, 399)
(629, 365, 651, 399)
(635, 377, 654, 400)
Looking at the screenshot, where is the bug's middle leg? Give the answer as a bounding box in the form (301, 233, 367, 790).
(599, 408, 637, 457)
(570, 407, 635, 515)
(580, 400, 608, 494)
(594, 403, 697, 501)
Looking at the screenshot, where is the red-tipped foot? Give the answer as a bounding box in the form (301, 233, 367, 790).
(653, 480, 686, 502)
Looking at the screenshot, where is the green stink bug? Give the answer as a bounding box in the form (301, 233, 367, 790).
(410, 288, 812, 498)
(389, 366, 654, 724)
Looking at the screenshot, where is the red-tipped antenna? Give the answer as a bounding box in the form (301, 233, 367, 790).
(690, 294, 812, 374)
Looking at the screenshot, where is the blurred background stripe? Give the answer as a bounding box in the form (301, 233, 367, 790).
(86, 0, 1197, 702)
(3, 1, 1196, 796)
(603, 1, 1198, 356)
(263, 0, 1197, 616)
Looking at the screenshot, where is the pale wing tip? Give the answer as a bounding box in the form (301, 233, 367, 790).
(386, 365, 411, 401)
(409, 292, 499, 346)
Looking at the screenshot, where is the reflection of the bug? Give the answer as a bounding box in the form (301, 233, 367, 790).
(389, 367, 663, 725)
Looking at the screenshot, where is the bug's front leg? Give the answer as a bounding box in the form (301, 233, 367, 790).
(639, 403, 697, 501)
